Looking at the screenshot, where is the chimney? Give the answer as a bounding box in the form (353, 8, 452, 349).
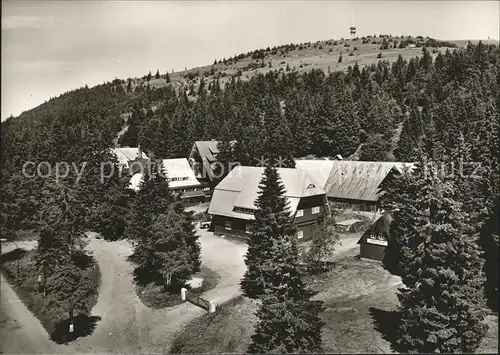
(138, 144, 143, 159)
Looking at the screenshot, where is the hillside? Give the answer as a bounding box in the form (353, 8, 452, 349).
(120, 35, 459, 104)
(4, 35, 469, 153)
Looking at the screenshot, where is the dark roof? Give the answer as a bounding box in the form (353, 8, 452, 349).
(189, 140, 237, 181)
(357, 213, 393, 244)
(367, 213, 393, 234)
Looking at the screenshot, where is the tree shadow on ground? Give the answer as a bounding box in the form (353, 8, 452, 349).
(369, 307, 404, 353)
(0, 248, 27, 264)
(50, 314, 101, 344)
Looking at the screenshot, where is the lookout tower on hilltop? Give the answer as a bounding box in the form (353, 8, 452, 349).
(350, 15, 356, 39)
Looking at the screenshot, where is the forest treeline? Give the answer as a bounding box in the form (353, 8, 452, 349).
(1, 41, 498, 308)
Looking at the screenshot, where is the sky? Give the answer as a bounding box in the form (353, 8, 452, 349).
(2, 0, 499, 120)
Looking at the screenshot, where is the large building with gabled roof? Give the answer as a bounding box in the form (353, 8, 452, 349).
(208, 166, 330, 240)
(295, 160, 415, 212)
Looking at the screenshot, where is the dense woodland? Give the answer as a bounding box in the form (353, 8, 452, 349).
(1, 41, 498, 350)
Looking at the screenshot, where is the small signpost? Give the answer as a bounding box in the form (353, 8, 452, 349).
(366, 238, 388, 246)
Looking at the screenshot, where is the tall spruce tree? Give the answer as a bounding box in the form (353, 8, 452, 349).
(389, 163, 488, 353)
(248, 235, 325, 353)
(44, 257, 97, 326)
(172, 201, 201, 274)
(215, 123, 235, 182)
(241, 163, 295, 298)
(126, 160, 172, 243)
(378, 164, 421, 276)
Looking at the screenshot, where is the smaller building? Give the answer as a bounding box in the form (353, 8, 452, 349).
(188, 140, 236, 186)
(162, 158, 211, 205)
(112, 147, 150, 175)
(357, 213, 393, 261)
(128, 158, 210, 205)
(188, 140, 221, 182)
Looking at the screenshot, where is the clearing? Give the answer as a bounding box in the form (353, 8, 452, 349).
(170, 240, 498, 354)
(1, 227, 247, 353)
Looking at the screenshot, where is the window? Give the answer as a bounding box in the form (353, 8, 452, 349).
(306, 183, 316, 189)
(225, 221, 232, 230)
(167, 176, 190, 182)
(312, 206, 320, 214)
(297, 230, 304, 239)
(245, 224, 251, 234)
(233, 207, 255, 215)
(296, 209, 304, 217)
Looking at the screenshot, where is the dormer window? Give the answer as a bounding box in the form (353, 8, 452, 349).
(233, 207, 255, 215)
(307, 183, 316, 189)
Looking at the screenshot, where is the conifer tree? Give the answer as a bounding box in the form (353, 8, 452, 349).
(155, 69, 160, 79)
(128, 161, 201, 287)
(216, 124, 235, 182)
(379, 162, 423, 275)
(248, 235, 325, 353)
(125, 161, 172, 243)
(338, 52, 343, 63)
(44, 257, 97, 327)
(174, 201, 201, 272)
(131, 178, 165, 271)
(151, 208, 199, 289)
(165, 72, 170, 83)
(383, 162, 489, 352)
(420, 46, 433, 71)
(241, 163, 295, 298)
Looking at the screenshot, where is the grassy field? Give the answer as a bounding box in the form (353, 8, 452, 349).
(136, 266, 220, 309)
(1, 248, 101, 343)
(170, 255, 499, 353)
(124, 36, 467, 102)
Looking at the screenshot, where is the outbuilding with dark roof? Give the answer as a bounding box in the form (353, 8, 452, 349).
(357, 213, 393, 261)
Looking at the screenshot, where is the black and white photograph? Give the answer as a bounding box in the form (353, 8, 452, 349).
(1, 0, 499, 353)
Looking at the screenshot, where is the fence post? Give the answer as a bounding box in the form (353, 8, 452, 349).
(181, 287, 187, 301)
(209, 299, 218, 313)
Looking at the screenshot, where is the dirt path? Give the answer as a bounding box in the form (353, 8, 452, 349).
(72, 228, 247, 353)
(333, 233, 363, 260)
(3, 229, 359, 353)
(0, 274, 78, 354)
